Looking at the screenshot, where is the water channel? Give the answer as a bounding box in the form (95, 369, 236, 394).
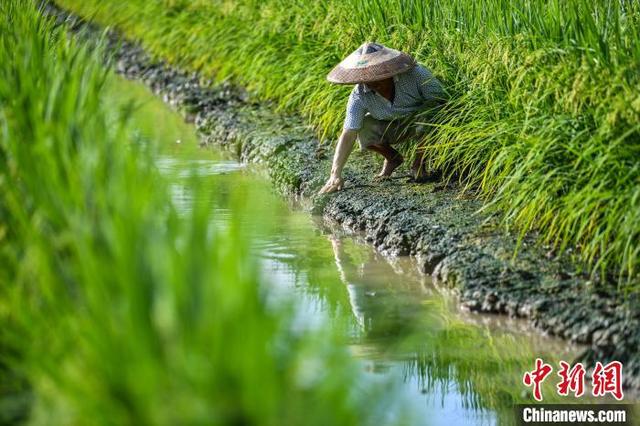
(109, 76, 583, 426)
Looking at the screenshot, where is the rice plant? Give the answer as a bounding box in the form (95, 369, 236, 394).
(53, 0, 640, 290)
(0, 1, 399, 423)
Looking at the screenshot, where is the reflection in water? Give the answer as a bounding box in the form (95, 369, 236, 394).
(327, 234, 498, 424)
(330, 235, 427, 340)
(323, 228, 586, 424)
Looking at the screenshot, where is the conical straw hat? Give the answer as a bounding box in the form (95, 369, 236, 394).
(327, 42, 416, 84)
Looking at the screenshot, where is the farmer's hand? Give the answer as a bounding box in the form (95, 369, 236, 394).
(320, 130, 355, 195)
(318, 175, 344, 194)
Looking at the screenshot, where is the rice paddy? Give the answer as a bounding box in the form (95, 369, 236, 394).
(2, 0, 639, 424)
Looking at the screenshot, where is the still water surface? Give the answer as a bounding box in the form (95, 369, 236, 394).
(112, 76, 580, 426)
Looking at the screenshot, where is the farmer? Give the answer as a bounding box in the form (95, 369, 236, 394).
(319, 42, 446, 194)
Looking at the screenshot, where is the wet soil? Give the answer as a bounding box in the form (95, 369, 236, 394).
(44, 1, 640, 390)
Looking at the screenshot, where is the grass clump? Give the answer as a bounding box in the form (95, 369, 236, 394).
(55, 0, 640, 289)
(0, 1, 400, 424)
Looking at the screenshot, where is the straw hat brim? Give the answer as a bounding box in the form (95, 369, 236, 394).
(327, 51, 416, 84)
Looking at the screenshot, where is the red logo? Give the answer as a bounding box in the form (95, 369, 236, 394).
(523, 359, 624, 401)
(557, 361, 586, 397)
(592, 361, 624, 400)
(523, 358, 553, 401)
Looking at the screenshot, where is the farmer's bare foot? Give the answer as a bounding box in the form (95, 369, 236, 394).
(376, 156, 403, 178)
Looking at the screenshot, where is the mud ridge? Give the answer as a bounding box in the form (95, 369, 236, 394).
(45, 2, 640, 390)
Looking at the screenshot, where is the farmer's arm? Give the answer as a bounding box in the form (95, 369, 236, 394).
(416, 66, 446, 107)
(319, 129, 357, 194)
(318, 89, 364, 194)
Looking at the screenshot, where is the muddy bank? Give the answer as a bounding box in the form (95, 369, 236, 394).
(45, 2, 640, 390)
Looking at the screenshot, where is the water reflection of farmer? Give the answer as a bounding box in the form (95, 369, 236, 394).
(329, 236, 417, 340)
(319, 42, 446, 194)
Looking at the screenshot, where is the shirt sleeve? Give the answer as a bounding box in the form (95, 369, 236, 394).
(343, 89, 366, 130)
(415, 65, 446, 105)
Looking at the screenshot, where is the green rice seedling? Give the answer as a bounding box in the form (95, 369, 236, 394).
(53, 0, 640, 290)
(0, 1, 402, 424)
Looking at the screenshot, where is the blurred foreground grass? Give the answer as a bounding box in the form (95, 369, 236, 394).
(0, 1, 400, 424)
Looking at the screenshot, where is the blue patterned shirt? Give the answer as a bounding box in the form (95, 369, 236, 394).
(343, 64, 445, 130)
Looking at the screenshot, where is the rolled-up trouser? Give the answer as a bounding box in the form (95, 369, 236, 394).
(357, 115, 420, 151)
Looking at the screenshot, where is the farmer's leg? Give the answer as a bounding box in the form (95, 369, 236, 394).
(358, 116, 404, 177)
(368, 144, 403, 177)
(379, 117, 441, 182)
